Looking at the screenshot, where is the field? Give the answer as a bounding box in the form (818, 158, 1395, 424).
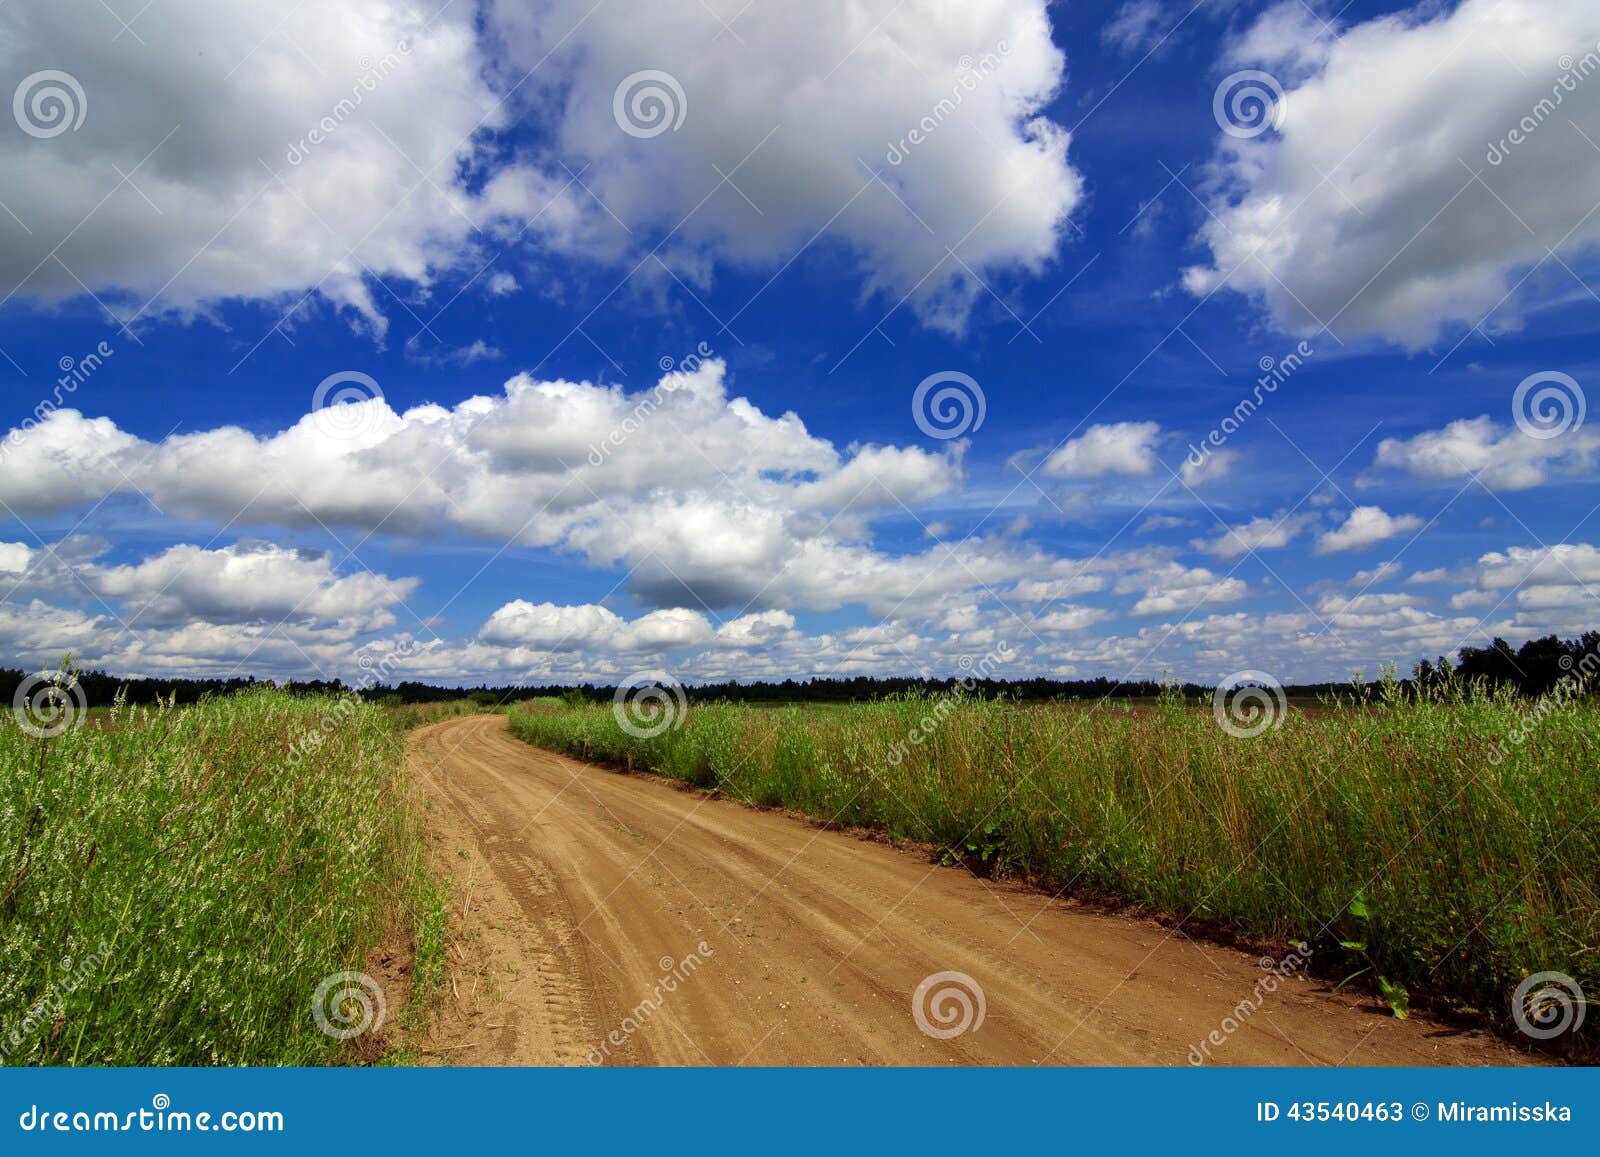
(0, 688, 446, 1065)
(509, 683, 1599, 1050)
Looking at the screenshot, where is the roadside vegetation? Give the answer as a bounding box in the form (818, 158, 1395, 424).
(510, 677, 1598, 1054)
(0, 685, 446, 1065)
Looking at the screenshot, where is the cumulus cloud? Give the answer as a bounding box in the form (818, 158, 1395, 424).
(1180, 448, 1238, 487)
(1348, 561, 1403, 587)
(1406, 567, 1454, 584)
(1371, 415, 1600, 490)
(479, 602, 733, 653)
(1316, 506, 1423, 554)
(1194, 511, 1318, 559)
(485, 0, 1083, 333)
(1040, 422, 1161, 479)
(0, 359, 973, 615)
(0, 0, 500, 333)
(1122, 560, 1250, 617)
(0, 1, 1082, 335)
(0, 542, 32, 573)
(86, 542, 417, 633)
(3, 538, 416, 635)
(1185, 0, 1600, 348)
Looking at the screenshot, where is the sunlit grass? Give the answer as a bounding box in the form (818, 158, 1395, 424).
(0, 687, 443, 1065)
(510, 682, 1598, 1047)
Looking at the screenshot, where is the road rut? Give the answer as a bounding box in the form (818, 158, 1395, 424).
(407, 714, 1527, 1067)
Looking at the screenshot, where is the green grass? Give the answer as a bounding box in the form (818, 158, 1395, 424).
(1, 687, 444, 1065)
(510, 683, 1598, 1050)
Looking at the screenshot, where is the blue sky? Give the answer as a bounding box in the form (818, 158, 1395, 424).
(1, 0, 1598, 686)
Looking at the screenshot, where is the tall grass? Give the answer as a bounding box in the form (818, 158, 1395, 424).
(510, 685, 1598, 1047)
(0, 687, 444, 1065)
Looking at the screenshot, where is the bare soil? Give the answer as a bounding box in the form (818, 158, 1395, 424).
(403, 714, 1533, 1067)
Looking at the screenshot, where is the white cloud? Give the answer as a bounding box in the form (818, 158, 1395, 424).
(85, 542, 417, 634)
(0, 411, 141, 515)
(1185, 0, 1600, 348)
(1034, 605, 1106, 632)
(1316, 506, 1423, 554)
(0, 1, 1082, 336)
(1406, 567, 1453, 584)
(1349, 561, 1403, 586)
(478, 601, 626, 650)
(1223, 1, 1336, 76)
(1180, 447, 1238, 487)
(1005, 574, 1106, 602)
(0, 0, 500, 333)
(1194, 511, 1317, 558)
(1447, 542, 1600, 633)
(484, 0, 1083, 333)
(0, 542, 31, 573)
(1040, 422, 1161, 479)
(1468, 543, 1600, 591)
(1102, 1, 1168, 55)
(1372, 415, 1600, 490)
(1124, 561, 1250, 616)
(0, 360, 978, 616)
(712, 609, 797, 649)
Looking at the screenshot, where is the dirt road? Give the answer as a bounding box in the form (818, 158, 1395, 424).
(406, 714, 1528, 1066)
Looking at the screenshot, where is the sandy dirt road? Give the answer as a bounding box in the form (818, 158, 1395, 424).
(406, 714, 1528, 1067)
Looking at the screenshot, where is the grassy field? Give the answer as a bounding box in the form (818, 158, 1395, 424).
(510, 683, 1598, 1051)
(0, 687, 446, 1065)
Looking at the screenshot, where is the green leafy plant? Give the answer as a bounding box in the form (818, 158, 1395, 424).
(1335, 891, 1410, 1019)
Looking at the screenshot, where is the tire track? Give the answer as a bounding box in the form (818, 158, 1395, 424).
(411, 715, 1535, 1068)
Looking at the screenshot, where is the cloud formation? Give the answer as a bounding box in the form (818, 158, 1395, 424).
(1185, 0, 1600, 348)
(0, 0, 1081, 335)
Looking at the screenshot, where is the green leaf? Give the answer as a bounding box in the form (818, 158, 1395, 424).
(1348, 893, 1371, 920)
(1335, 965, 1372, 992)
(1339, 939, 1367, 951)
(1378, 976, 1410, 1019)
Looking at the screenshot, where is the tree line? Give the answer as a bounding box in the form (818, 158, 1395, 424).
(1, 631, 1594, 709)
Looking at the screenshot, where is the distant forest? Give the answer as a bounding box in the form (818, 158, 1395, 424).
(2, 632, 1596, 709)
